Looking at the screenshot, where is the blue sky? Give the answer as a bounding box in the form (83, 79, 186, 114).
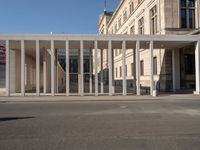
(0, 0, 119, 34)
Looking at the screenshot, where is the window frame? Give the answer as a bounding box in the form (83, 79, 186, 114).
(153, 57, 157, 75)
(140, 60, 144, 76)
(123, 10, 128, 22)
(129, 1, 134, 14)
(130, 25, 135, 34)
(120, 66, 122, 77)
(150, 5, 158, 34)
(180, 0, 195, 29)
(138, 17, 144, 35)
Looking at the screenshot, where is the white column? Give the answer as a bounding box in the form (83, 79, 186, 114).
(172, 49, 180, 91)
(133, 49, 136, 94)
(150, 40, 154, 96)
(51, 40, 55, 96)
(94, 40, 98, 96)
(122, 40, 127, 96)
(78, 49, 81, 94)
(135, 40, 141, 95)
(80, 40, 84, 96)
(112, 49, 115, 94)
(5, 40, 10, 96)
(100, 49, 104, 94)
(56, 50, 58, 93)
(89, 48, 93, 93)
(108, 40, 113, 96)
(66, 40, 70, 96)
(36, 40, 40, 96)
(194, 40, 200, 95)
(21, 40, 25, 96)
(43, 50, 47, 93)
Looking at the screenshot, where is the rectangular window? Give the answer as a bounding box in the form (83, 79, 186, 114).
(150, 6, 157, 34)
(131, 63, 135, 76)
(129, 1, 134, 14)
(115, 68, 118, 78)
(120, 66, 122, 77)
(140, 60, 144, 76)
(189, 9, 195, 28)
(125, 65, 127, 76)
(180, 0, 195, 28)
(153, 57, 157, 75)
(115, 23, 118, 33)
(123, 10, 127, 22)
(130, 25, 135, 34)
(181, 9, 187, 28)
(119, 18, 122, 27)
(138, 17, 144, 35)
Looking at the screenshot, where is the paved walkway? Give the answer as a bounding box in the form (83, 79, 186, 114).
(0, 94, 199, 102)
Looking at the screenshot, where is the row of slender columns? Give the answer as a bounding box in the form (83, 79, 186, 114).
(5, 40, 200, 96)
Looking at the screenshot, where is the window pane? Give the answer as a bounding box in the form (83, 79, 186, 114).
(188, 0, 195, 7)
(181, 9, 187, 28)
(140, 60, 144, 76)
(153, 57, 157, 75)
(181, 0, 186, 7)
(120, 66, 122, 77)
(150, 6, 157, 34)
(189, 9, 195, 28)
(138, 17, 144, 34)
(130, 25, 135, 34)
(131, 63, 134, 76)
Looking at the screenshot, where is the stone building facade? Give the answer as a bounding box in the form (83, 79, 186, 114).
(98, 0, 200, 92)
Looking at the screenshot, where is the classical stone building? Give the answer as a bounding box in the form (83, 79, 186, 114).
(97, 0, 200, 93)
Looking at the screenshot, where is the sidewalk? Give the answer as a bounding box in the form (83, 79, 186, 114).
(0, 94, 199, 103)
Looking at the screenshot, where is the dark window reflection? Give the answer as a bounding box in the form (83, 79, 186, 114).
(180, 0, 195, 28)
(0, 45, 6, 88)
(181, 9, 187, 28)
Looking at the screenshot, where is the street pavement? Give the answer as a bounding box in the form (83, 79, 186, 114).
(0, 99, 200, 150)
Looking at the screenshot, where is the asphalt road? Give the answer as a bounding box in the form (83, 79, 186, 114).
(0, 99, 200, 150)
